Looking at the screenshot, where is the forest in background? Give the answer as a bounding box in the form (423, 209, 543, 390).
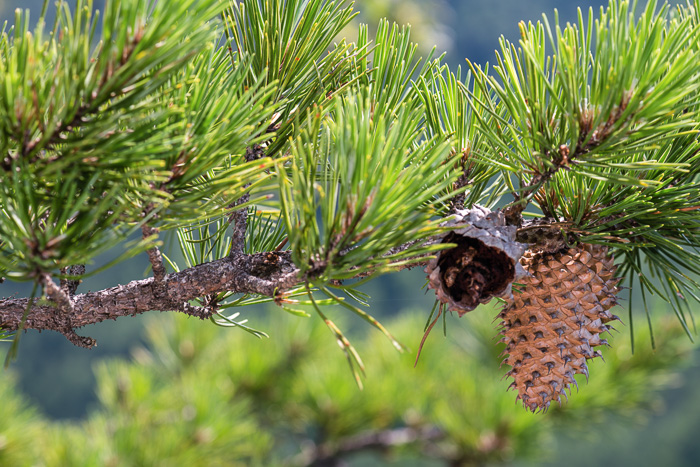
(0, 0, 699, 465)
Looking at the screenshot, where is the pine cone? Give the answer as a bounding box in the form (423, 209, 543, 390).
(499, 243, 621, 412)
(426, 206, 527, 315)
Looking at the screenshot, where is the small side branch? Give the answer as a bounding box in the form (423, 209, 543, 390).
(228, 199, 249, 257)
(41, 274, 96, 349)
(42, 274, 74, 313)
(60, 264, 85, 296)
(449, 171, 471, 215)
(227, 144, 266, 257)
(448, 147, 475, 215)
(504, 93, 634, 225)
(298, 425, 445, 466)
(142, 224, 167, 282)
(503, 144, 572, 224)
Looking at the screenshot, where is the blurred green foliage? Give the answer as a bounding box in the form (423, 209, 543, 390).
(0, 372, 44, 466)
(0, 305, 693, 466)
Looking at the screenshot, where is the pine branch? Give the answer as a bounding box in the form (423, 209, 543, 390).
(18, 20, 144, 166)
(0, 225, 458, 346)
(297, 425, 445, 466)
(0, 252, 300, 340)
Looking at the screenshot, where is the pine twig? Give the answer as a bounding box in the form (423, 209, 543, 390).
(41, 273, 96, 349)
(59, 264, 85, 296)
(228, 144, 267, 257)
(502, 144, 573, 224)
(448, 147, 476, 215)
(142, 224, 167, 283)
(502, 92, 634, 225)
(296, 425, 445, 466)
(228, 197, 249, 257)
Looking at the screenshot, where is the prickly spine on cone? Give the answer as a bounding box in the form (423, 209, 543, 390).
(498, 243, 622, 412)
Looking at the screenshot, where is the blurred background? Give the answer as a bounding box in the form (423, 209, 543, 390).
(1, 0, 699, 465)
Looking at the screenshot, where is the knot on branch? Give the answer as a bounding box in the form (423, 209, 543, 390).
(426, 206, 527, 315)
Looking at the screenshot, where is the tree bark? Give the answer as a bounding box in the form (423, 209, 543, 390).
(0, 252, 300, 341)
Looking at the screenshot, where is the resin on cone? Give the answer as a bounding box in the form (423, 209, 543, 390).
(499, 243, 621, 412)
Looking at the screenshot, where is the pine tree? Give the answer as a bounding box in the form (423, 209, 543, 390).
(1, 0, 699, 412)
